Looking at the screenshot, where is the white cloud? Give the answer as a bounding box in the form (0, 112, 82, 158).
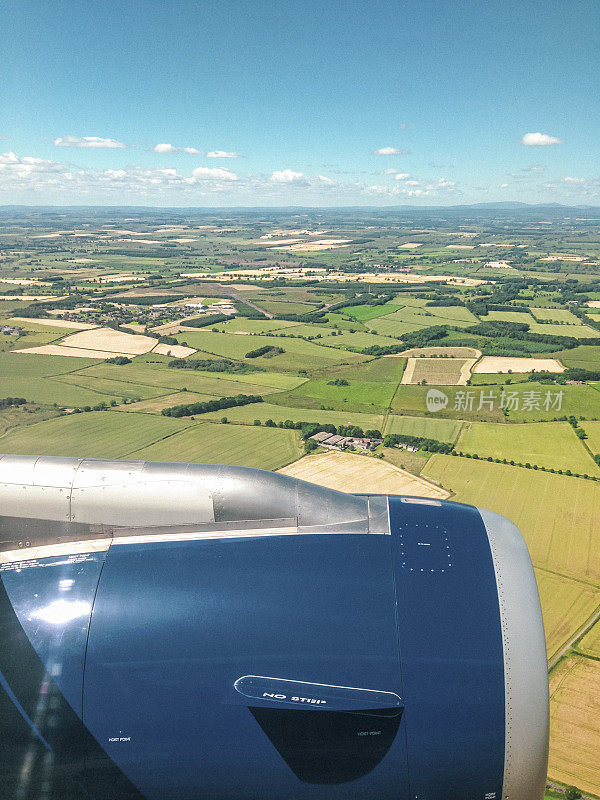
(191, 166, 238, 181)
(154, 143, 202, 154)
(382, 168, 397, 175)
(394, 172, 410, 181)
(563, 176, 584, 183)
(270, 169, 305, 184)
(500, 183, 509, 188)
(54, 135, 126, 149)
(0, 151, 65, 175)
(374, 146, 401, 156)
(206, 150, 239, 158)
(437, 178, 456, 188)
(400, 188, 430, 197)
(405, 180, 419, 186)
(521, 132, 563, 146)
(269, 169, 334, 188)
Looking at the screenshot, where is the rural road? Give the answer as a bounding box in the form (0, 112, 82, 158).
(548, 602, 600, 670)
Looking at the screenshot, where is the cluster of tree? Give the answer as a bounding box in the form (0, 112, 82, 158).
(18, 294, 85, 317)
(104, 356, 131, 365)
(383, 433, 453, 453)
(233, 300, 269, 319)
(360, 343, 404, 356)
(468, 320, 592, 348)
(183, 314, 229, 328)
(272, 312, 329, 323)
(0, 397, 27, 409)
(400, 325, 449, 348)
(327, 378, 349, 386)
(168, 358, 256, 373)
(158, 335, 178, 345)
(564, 367, 600, 381)
(72, 400, 119, 412)
(295, 422, 382, 440)
(526, 367, 600, 383)
(455, 450, 598, 480)
(245, 345, 284, 358)
(161, 394, 263, 417)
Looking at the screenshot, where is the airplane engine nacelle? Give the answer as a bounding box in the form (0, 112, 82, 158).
(0, 455, 549, 800)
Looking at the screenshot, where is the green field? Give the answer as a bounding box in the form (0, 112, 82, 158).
(201, 402, 384, 429)
(364, 310, 429, 337)
(217, 317, 302, 333)
(507, 383, 600, 422)
(174, 330, 368, 370)
(545, 345, 600, 370)
(457, 421, 599, 474)
(531, 308, 584, 324)
(73, 361, 288, 397)
(580, 421, 600, 455)
(423, 455, 600, 584)
(0, 352, 100, 377)
(392, 385, 503, 421)
(319, 331, 400, 349)
(395, 380, 600, 423)
(422, 305, 480, 325)
(0, 410, 188, 459)
(343, 303, 403, 321)
(126, 421, 302, 470)
(487, 309, 600, 338)
(384, 414, 463, 442)
(280, 377, 399, 410)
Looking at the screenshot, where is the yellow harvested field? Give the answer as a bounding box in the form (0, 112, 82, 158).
(182, 265, 485, 286)
(484, 260, 511, 268)
(152, 343, 197, 358)
(14, 344, 126, 359)
(115, 238, 164, 244)
(548, 655, 600, 797)
(579, 617, 600, 658)
(261, 238, 304, 245)
(0, 278, 52, 285)
(536, 569, 600, 660)
(10, 316, 96, 330)
(401, 357, 476, 385)
(473, 356, 565, 373)
(274, 238, 351, 251)
(541, 254, 586, 262)
(278, 451, 449, 498)
(587, 300, 600, 308)
(0, 295, 62, 301)
(59, 327, 158, 355)
(397, 242, 423, 249)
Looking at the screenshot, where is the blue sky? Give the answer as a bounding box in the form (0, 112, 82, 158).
(1, 0, 599, 206)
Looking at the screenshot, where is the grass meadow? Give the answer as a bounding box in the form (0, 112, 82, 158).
(456, 421, 600, 475)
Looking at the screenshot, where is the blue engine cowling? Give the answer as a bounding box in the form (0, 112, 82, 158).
(0, 456, 549, 800)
